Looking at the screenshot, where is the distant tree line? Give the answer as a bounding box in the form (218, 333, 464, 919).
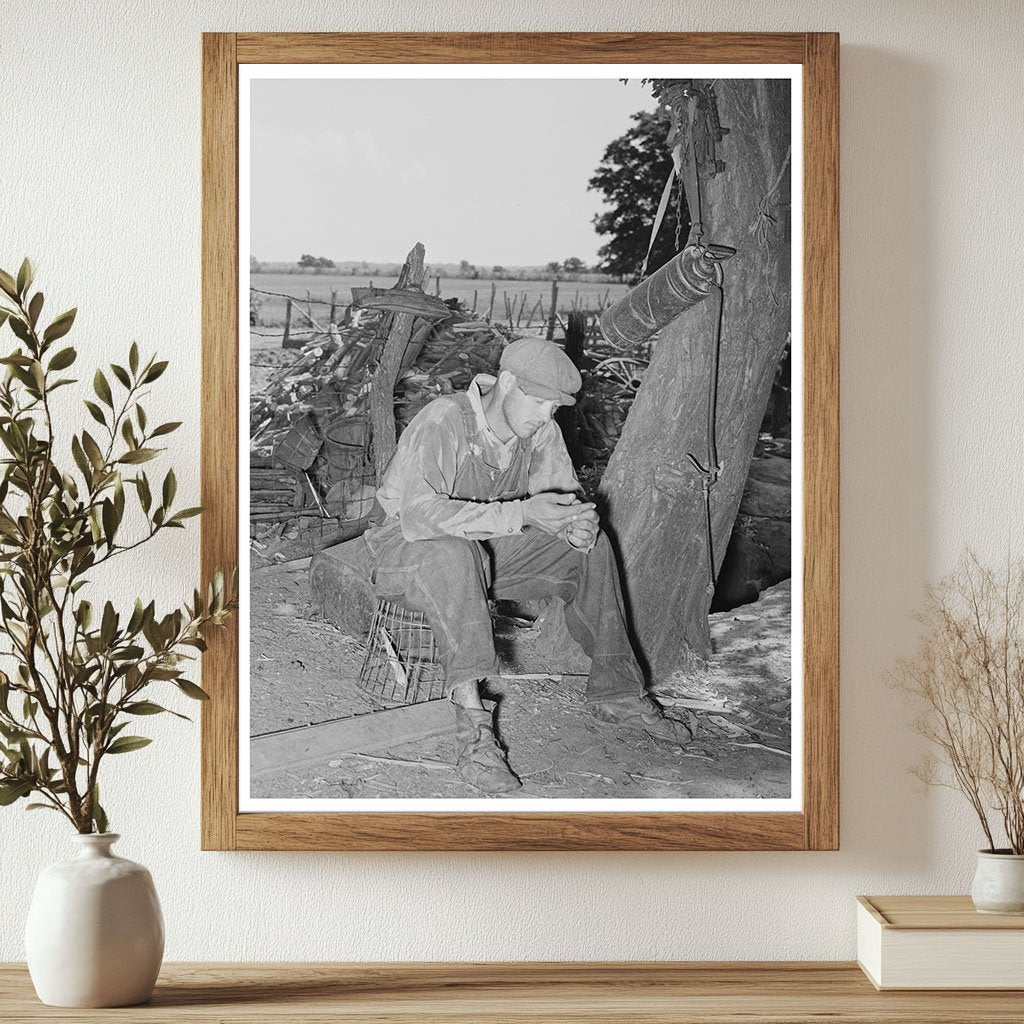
(249, 255, 622, 283)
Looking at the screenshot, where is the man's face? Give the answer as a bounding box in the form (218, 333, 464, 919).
(500, 382, 559, 439)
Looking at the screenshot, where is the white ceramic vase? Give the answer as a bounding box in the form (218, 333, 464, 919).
(25, 833, 164, 1007)
(971, 850, 1024, 915)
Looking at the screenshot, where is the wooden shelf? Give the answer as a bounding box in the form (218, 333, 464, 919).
(3, 962, 1024, 1022)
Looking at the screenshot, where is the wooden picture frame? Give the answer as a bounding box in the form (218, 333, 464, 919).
(201, 32, 838, 851)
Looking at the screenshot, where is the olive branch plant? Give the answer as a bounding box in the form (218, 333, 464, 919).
(0, 259, 236, 834)
(895, 551, 1024, 854)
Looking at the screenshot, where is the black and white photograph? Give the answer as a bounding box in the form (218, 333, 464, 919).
(240, 66, 800, 811)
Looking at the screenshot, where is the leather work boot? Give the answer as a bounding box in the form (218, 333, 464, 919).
(590, 693, 693, 747)
(453, 703, 522, 795)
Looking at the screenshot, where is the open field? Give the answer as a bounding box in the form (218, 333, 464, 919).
(250, 272, 630, 328)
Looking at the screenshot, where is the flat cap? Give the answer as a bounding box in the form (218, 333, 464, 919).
(499, 337, 582, 407)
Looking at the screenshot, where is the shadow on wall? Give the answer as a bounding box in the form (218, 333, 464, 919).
(838, 47, 937, 869)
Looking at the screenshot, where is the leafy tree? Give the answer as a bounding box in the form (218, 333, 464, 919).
(588, 109, 689, 281)
(562, 257, 586, 273)
(545, 261, 561, 277)
(297, 254, 336, 271)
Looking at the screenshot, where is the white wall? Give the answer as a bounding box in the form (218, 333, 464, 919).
(2, 0, 1022, 961)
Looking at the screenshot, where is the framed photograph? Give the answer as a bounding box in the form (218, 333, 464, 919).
(201, 32, 838, 851)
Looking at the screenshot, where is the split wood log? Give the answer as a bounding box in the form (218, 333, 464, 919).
(597, 79, 792, 680)
(309, 536, 377, 637)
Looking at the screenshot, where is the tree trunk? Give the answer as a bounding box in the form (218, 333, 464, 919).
(597, 79, 791, 681)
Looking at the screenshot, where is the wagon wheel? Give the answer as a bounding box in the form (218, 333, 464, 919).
(590, 356, 649, 397)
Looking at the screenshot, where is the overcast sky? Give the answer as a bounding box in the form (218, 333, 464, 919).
(249, 77, 659, 267)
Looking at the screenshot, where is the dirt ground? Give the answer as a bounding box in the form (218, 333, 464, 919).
(248, 564, 792, 802)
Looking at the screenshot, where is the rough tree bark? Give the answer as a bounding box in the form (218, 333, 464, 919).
(597, 79, 792, 681)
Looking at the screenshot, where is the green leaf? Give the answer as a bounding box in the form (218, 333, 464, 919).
(91, 785, 108, 834)
(0, 779, 33, 805)
(124, 700, 187, 719)
(101, 498, 117, 547)
(110, 363, 131, 389)
(8, 317, 31, 345)
(83, 400, 106, 427)
(93, 369, 113, 408)
(48, 346, 77, 371)
(136, 404, 147, 432)
(175, 679, 210, 701)
(150, 421, 181, 438)
(27, 292, 43, 328)
(118, 448, 157, 465)
(162, 468, 176, 508)
(77, 600, 93, 630)
(142, 360, 168, 383)
(26, 802, 61, 813)
(16, 258, 34, 298)
(105, 735, 152, 755)
(100, 601, 117, 647)
(43, 308, 77, 344)
(81, 431, 104, 472)
(121, 418, 137, 449)
(71, 435, 92, 482)
(136, 473, 152, 513)
(0, 309, 9, 330)
(168, 507, 203, 524)
(129, 342, 139, 375)
(0, 269, 18, 300)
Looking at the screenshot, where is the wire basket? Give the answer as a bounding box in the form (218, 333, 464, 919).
(357, 599, 446, 707)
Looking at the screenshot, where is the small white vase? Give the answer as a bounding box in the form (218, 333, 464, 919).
(971, 849, 1024, 915)
(25, 833, 164, 1007)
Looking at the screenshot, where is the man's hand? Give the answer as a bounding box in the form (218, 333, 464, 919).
(522, 492, 592, 536)
(563, 514, 599, 550)
(562, 502, 599, 550)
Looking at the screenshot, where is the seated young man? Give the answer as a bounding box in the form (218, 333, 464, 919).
(363, 337, 690, 794)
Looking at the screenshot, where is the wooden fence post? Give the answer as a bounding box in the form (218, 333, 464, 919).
(282, 297, 296, 349)
(488, 282, 496, 320)
(556, 311, 586, 463)
(329, 289, 337, 324)
(546, 279, 559, 340)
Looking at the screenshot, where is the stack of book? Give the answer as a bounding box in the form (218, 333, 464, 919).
(857, 895, 1024, 989)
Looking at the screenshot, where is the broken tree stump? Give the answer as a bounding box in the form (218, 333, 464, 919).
(370, 243, 427, 481)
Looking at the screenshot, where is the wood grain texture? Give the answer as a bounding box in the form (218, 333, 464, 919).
(200, 32, 239, 852)
(201, 32, 841, 851)
(234, 811, 806, 852)
(3, 962, 1023, 1023)
(235, 32, 807, 64)
(801, 32, 841, 852)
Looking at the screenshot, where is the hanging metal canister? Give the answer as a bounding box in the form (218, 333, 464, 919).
(599, 243, 735, 350)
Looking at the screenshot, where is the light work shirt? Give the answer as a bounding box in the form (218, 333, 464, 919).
(376, 374, 581, 542)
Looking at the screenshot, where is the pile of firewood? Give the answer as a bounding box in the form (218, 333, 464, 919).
(248, 290, 518, 563)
